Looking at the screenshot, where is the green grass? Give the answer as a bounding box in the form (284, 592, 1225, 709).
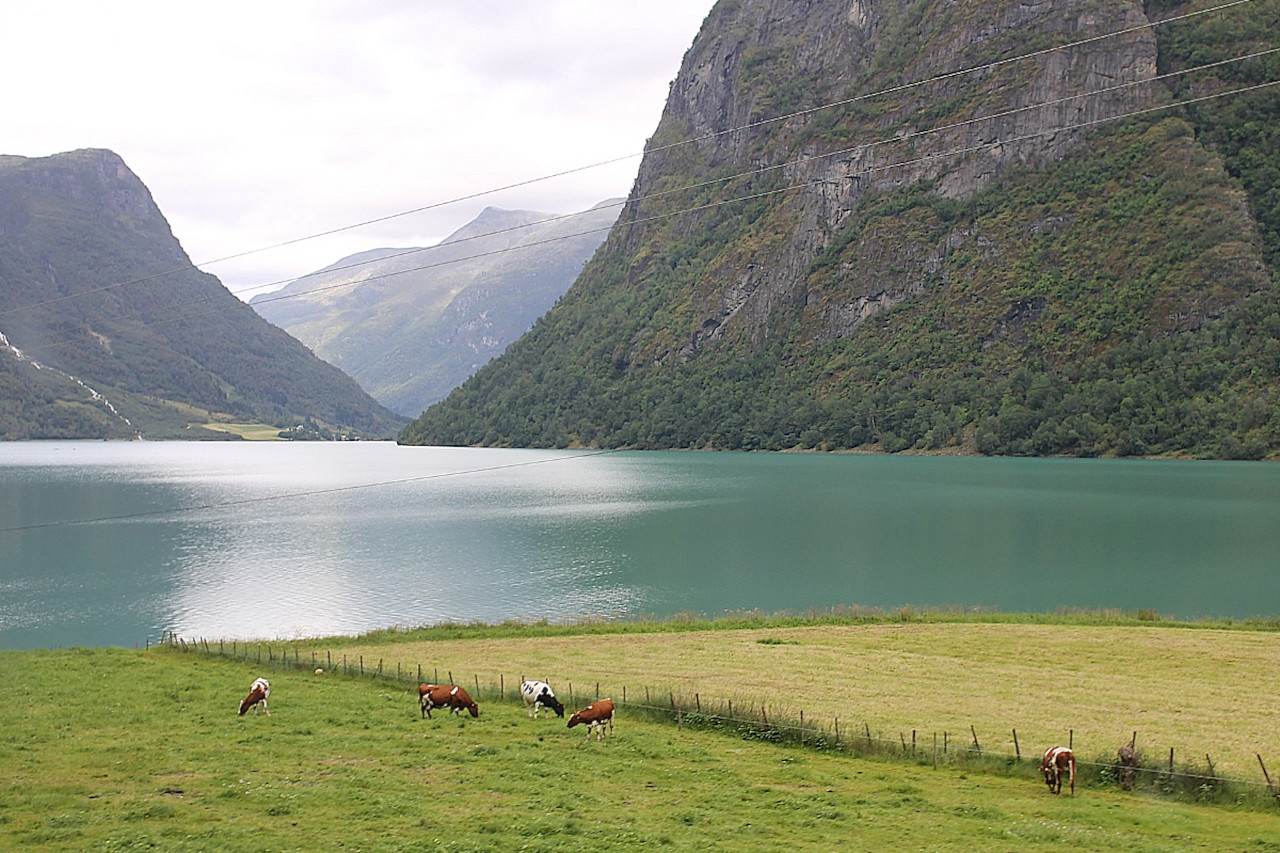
(254, 613, 1280, 781)
(3, 633, 1280, 852)
(197, 422, 285, 440)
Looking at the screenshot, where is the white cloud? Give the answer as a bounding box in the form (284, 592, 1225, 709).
(0, 1, 713, 297)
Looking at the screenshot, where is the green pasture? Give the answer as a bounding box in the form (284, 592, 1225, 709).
(3, 630, 1279, 851)
(275, 616, 1280, 781)
(197, 422, 285, 440)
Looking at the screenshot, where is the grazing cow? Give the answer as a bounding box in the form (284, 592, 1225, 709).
(567, 698, 614, 741)
(1039, 746, 1076, 795)
(520, 680, 565, 718)
(238, 678, 270, 716)
(418, 683, 479, 719)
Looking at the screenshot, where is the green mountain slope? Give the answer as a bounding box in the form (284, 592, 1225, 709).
(401, 0, 1280, 458)
(251, 202, 619, 417)
(0, 149, 404, 440)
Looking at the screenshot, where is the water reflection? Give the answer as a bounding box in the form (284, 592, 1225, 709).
(2, 442, 1280, 649)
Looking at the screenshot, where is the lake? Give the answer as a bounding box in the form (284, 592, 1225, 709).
(2, 441, 1278, 649)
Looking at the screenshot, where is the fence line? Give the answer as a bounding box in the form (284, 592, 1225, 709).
(159, 633, 1277, 802)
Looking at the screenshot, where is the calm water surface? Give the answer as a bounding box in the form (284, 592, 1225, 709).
(2, 441, 1278, 649)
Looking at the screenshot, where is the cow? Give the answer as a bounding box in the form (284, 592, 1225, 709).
(238, 677, 270, 716)
(520, 680, 565, 718)
(418, 683, 479, 719)
(1039, 746, 1076, 795)
(567, 698, 614, 741)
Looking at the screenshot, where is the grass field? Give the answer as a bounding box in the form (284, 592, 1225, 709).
(269, 618, 1280, 780)
(4, 620, 1280, 852)
(197, 422, 285, 440)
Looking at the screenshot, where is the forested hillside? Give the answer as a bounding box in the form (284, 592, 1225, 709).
(402, 0, 1280, 458)
(0, 149, 404, 440)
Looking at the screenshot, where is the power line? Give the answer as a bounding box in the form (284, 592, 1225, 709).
(17, 66, 1279, 357)
(0, 0, 1255, 323)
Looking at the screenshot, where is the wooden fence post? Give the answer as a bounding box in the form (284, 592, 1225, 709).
(971, 725, 981, 753)
(1013, 729, 1020, 760)
(1258, 754, 1276, 799)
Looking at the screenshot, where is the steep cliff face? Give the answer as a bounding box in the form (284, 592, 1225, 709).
(0, 149, 404, 439)
(628, 0, 1162, 357)
(402, 0, 1280, 458)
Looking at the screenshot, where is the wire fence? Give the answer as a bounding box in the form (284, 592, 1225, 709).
(158, 632, 1280, 809)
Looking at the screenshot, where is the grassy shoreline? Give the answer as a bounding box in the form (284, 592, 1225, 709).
(173, 611, 1280, 782)
(5, 615, 1280, 851)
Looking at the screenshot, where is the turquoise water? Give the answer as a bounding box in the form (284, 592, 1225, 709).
(1, 442, 1278, 649)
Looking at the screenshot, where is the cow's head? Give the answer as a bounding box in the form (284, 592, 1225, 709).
(465, 700, 479, 718)
(543, 692, 565, 717)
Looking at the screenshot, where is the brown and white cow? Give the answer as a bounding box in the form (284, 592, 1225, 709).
(238, 677, 270, 716)
(418, 683, 479, 719)
(1039, 746, 1076, 795)
(566, 698, 614, 740)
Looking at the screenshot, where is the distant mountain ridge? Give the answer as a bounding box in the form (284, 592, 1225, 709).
(401, 0, 1280, 458)
(0, 149, 404, 440)
(252, 201, 620, 416)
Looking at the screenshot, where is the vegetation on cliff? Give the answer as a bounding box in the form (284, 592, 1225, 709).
(402, 0, 1280, 457)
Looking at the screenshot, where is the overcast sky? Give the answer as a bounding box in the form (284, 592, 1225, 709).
(1, 1, 716, 299)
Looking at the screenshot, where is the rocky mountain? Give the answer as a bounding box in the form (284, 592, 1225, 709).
(0, 149, 404, 440)
(402, 0, 1280, 458)
(251, 201, 619, 417)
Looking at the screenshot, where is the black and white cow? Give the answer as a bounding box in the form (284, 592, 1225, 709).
(520, 680, 565, 718)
